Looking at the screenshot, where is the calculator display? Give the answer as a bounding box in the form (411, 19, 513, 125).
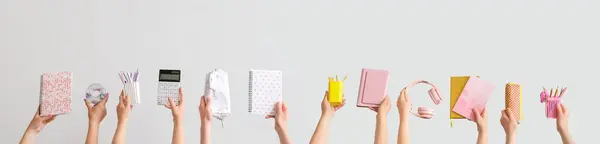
(160, 74, 180, 81)
(159, 69, 181, 82)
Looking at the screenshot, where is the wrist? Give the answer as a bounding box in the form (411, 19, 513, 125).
(174, 116, 183, 123)
(25, 126, 39, 135)
(377, 113, 387, 120)
(506, 134, 516, 144)
(276, 127, 288, 135)
(321, 111, 334, 119)
(559, 129, 570, 136)
(478, 129, 488, 134)
(88, 122, 100, 128)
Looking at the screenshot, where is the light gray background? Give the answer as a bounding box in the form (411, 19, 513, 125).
(1, 0, 598, 143)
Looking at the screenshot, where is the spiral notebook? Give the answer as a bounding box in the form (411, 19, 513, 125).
(248, 70, 283, 115)
(39, 72, 73, 116)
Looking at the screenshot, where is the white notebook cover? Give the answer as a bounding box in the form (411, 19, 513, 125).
(249, 70, 283, 115)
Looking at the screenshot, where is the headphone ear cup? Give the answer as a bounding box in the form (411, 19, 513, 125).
(417, 107, 435, 119)
(428, 88, 441, 104)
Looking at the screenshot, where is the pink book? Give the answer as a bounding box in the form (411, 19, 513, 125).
(39, 72, 72, 116)
(357, 68, 389, 107)
(452, 76, 494, 121)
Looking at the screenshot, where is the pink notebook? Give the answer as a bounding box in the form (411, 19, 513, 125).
(357, 68, 389, 107)
(452, 76, 494, 121)
(39, 72, 72, 116)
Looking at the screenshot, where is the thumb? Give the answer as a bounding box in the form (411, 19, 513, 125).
(473, 108, 481, 122)
(98, 93, 110, 106)
(84, 99, 93, 110)
(276, 102, 283, 114)
(556, 103, 563, 115)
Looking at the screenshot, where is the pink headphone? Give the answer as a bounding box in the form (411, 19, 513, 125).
(401, 80, 442, 119)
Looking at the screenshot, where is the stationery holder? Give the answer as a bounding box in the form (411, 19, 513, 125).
(539, 87, 566, 119)
(119, 70, 140, 104)
(328, 75, 345, 106)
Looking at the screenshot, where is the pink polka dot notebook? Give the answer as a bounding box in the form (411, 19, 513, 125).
(248, 70, 283, 116)
(39, 72, 72, 116)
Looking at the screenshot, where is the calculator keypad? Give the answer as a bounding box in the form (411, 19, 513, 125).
(157, 82, 180, 105)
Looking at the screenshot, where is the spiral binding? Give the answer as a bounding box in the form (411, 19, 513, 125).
(248, 71, 253, 113)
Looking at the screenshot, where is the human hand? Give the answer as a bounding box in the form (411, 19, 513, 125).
(266, 102, 288, 133)
(473, 108, 488, 133)
(116, 90, 132, 124)
(500, 109, 518, 137)
(397, 88, 411, 120)
(556, 103, 569, 134)
(26, 107, 57, 134)
(85, 93, 109, 125)
(199, 95, 212, 124)
(165, 88, 184, 122)
(369, 96, 391, 117)
(321, 91, 346, 118)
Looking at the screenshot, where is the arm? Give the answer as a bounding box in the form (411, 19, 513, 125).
(309, 91, 345, 144)
(269, 102, 292, 144)
(556, 104, 575, 144)
(473, 108, 488, 144)
(397, 89, 409, 144)
(112, 90, 131, 144)
(309, 114, 332, 144)
(85, 94, 110, 144)
(373, 97, 390, 144)
(19, 107, 56, 144)
(199, 95, 212, 144)
(500, 109, 517, 144)
(166, 88, 185, 144)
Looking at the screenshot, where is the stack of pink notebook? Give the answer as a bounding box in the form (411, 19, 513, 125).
(357, 68, 389, 107)
(452, 76, 495, 121)
(39, 72, 72, 116)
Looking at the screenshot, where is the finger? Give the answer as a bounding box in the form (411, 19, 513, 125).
(482, 108, 488, 118)
(402, 89, 410, 102)
(275, 102, 283, 114)
(178, 87, 184, 105)
(164, 104, 171, 109)
(168, 97, 176, 108)
(124, 95, 131, 106)
(45, 115, 57, 124)
(323, 90, 329, 101)
(556, 103, 563, 114)
(501, 110, 508, 120)
(400, 88, 407, 101)
(84, 99, 93, 110)
(282, 102, 288, 112)
(369, 107, 378, 112)
(556, 103, 564, 116)
(119, 89, 125, 101)
(200, 96, 206, 107)
(205, 96, 211, 108)
(561, 103, 568, 115)
(473, 108, 481, 122)
(98, 93, 110, 106)
(35, 105, 41, 117)
(504, 108, 513, 119)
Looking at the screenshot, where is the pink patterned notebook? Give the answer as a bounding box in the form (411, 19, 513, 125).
(39, 72, 72, 116)
(452, 76, 494, 121)
(357, 68, 389, 107)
